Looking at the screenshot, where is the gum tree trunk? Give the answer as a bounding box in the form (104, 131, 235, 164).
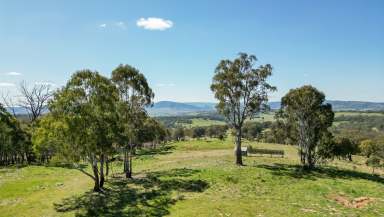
(126, 146, 132, 178)
(235, 127, 243, 165)
(106, 156, 109, 176)
(99, 154, 105, 188)
(92, 158, 100, 192)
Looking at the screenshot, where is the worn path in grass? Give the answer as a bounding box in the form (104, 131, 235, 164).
(1, 140, 384, 217)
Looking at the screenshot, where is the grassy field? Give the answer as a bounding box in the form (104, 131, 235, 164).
(1, 139, 384, 217)
(182, 118, 226, 128)
(335, 112, 384, 117)
(181, 112, 276, 128)
(178, 111, 383, 128)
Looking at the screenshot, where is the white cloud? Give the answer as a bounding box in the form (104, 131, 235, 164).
(35, 81, 56, 87)
(2, 72, 22, 76)
(98, 22, 126, 29)
(137, 17, 173, 31)
(115, 21, 127, 29)
(0, 82, 15, 87)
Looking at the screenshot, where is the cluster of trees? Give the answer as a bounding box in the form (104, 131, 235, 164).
(156, 113, 225, 128)
(25, 65, 167, 191)
(241, 122, 272, 141)
(0, 104, 31, 165)
(360, 139, 384, 173)
(210, 53, 371, 170)
(170, 125, 228, 141)
(2, 52, 383, 192)
(157, 117, 192, 128)
(276, 85, 335, 169)
(0, 81, 55, 165)
(332, 115, 384, 142)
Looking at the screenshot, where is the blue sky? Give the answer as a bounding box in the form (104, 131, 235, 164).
(0, 0, 383, 102)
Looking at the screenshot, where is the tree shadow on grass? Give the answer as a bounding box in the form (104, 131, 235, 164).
(54, 168, 209, 217)
(136, 145, 175, 157)
(254, 163, 384, 184)
(45, 163, 87, 170)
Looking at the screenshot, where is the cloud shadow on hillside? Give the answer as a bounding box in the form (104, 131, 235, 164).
(54, 168, 208, 217)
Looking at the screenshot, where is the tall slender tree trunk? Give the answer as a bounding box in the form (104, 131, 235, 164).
(306, 150, 314, 170)
(106, 156, 109, 177)
(129, 150, 132, 177)
(99, 154, 105, 188)
(126, 145, 132, 178)
(235, 127, 243, 165)
(92, 158, 100, 192)
(348, 154, 352, 162)
(123, 147, 127, 173)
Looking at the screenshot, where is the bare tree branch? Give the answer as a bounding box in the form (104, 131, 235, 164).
(0, 91, 17, 116)
(18, 81, 53, 122)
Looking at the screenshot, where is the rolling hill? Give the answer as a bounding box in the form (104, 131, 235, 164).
(6, 100, 384, 117)
(147, 100, 384, 116)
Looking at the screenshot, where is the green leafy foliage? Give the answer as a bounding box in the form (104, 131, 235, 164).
(211, 53, 276, 165)
(111, 64, 155, 178)
(0, 103, 31, 165)
(359, 140, 384, 173)
(280, 85, 335, 169)
(48, 70, 120, 191)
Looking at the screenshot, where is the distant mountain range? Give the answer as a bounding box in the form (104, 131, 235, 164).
(146, 101, 216, 116)
(147, 100, 384, 116)
(6, 100, 384, 117)
(325, 100, 384, 111)
(5, 107, 29, 115)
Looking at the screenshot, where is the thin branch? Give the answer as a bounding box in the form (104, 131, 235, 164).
(73, 163, 96, 181)
(18, 81, 53, 122)
(0, 92, 17, 116)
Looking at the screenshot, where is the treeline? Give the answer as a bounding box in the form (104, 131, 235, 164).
(168, 122, 272, 141)
(0, 104, 31, 165)
(333, 115, 384, 140)
(170, 125, 228, 141)
(34, 65, 170, 191)
(0, 65, 170, 192)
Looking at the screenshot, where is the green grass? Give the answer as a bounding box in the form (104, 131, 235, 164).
(181, 118, 226, 128)
(178, 112, 383, 128)
(251, 112, 276, 122)
(335, 112, 384, 117)
(1, 140, 384, 217)
(178, 112, 275, 128)
(0, 165, 92, 217)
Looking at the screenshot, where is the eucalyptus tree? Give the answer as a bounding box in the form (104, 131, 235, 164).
(360, 140, 384, 172)
(280, 85, 334, 169)
(211, 53, 276, 165)
(138, 118, 167, 148)
(0, 103, 28, 165)
(111, 64, 154, 178)
(49, 70, 119, 191)
(0, 104, 13, 165)
(172, 127, 185, 141)
(32, 114, 66, 163)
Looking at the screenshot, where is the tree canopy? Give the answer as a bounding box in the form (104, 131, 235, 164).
(0, 103, 30, 165)
(111, 64, 154, 178)
(280, 85, 334, 169)
(49, 70, 120, 191)
(211, 53, 276, 165)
